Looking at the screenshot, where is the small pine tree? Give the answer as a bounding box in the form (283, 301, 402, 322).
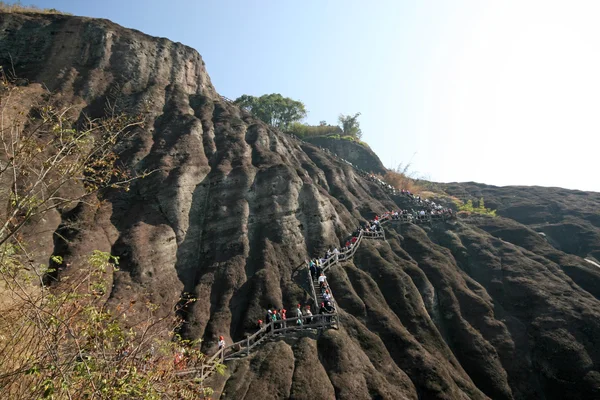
(478, 197, 486, 212)
(465, 199, 474, 212)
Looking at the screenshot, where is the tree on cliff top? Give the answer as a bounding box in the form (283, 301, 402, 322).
(338, 112, 362, 139)
(234, 93, 307, 130)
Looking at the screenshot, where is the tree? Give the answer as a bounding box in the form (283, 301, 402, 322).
(0, 76, 219, 398)
(234, 93, 307, 130)
(338, 112, 362, 139)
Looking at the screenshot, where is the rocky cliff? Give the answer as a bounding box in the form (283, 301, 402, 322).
(2, 12, 600, 400)
(304, 136, 387, 175)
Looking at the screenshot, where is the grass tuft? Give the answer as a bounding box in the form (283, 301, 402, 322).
(0, 1, 71, 15)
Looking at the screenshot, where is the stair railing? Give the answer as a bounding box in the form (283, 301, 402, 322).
(307, 262, 320, 311)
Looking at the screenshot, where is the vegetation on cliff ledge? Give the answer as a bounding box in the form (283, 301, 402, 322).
(0, 1, 71, 15)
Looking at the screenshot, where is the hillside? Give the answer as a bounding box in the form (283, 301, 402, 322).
(1, 12, 600, 400)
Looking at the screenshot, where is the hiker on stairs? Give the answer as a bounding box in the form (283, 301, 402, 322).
(295, 304, 303, 326)
(318, 273, 327, 289)
(319, 302, 328, 323)
(272, 309, 280, 330)
(304, 305, 313, 324)
(309, 260, 317, 277)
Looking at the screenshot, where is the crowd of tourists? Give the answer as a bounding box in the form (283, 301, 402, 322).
(364, 173, 398, 194)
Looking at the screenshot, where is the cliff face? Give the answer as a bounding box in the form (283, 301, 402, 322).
(2, 12, 600, 400)
(304, 136, 387, 175)
(442, 182, 600, 261)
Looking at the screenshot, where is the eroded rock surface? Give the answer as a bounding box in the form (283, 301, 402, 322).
(304, 136, 387, 175)
(2, 12, 600, 400)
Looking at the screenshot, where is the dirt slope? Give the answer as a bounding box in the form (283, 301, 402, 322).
(1, 12, 600, 400)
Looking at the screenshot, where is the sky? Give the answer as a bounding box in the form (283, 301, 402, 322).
(15, 0, 600, 192)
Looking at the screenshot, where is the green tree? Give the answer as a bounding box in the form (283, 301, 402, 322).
(338, 112, 362, 139)
(456, 197, 497, 216)
(234, 93, 307, 130)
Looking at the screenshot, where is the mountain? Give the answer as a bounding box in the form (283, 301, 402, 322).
(1, 12, 600, 400)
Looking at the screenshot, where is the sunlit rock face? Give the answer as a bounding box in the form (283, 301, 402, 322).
(305, 136, 387, 175)
(2, 12, 600, 400)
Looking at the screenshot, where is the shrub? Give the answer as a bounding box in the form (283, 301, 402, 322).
(456, 197, 497, 216)
(0, 250, 219, 399)
(380, 163, 424, 194)
(287, 122, 342, 138)
(0, 77, 218, 398)
(0, 1, 71, 14)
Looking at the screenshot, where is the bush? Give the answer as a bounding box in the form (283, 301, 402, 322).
(380, 163, 424, 194)
(287, 122, 342, 138)
(0, 250, 219, 399)
(0, 1, 71, 14)
(0, 77, 218, 398)
(456, 197, 497, 216)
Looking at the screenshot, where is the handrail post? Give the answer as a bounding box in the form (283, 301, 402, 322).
(309, 265, 319, 311)
(246, 336, 250, 357)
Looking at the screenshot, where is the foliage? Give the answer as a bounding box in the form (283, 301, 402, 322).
(338, 112, 362, 139)
(0, 77, 219, 398)
(234, 93, 307, 130)
(381, 163, 424, 194)
(0, 1, 71, 14)
(456, 197, 497, 216)
(0, 249, 219, 399)
(0, 76, 154, 249)
(287, 122, 341, 138)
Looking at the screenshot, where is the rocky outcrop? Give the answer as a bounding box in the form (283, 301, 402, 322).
(304, 136, 387, 175)
(2, 12, 600, 400)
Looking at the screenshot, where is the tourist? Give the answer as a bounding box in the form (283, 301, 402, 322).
(319, 302, 328, 318)
(318, 273, 327, 289)
(218, 336, 226, 350)
(265, 308, 273, 328)
(325, 301, 335, 313)
(309, 261, 317, 277)
(305, 305, 313, 324)
(281, 308, 287, 328)
(272, 309, 279, 330)
(296, 304, 303, 326)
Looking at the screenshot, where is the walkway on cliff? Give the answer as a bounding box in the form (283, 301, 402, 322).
(177, 209, 452, 382)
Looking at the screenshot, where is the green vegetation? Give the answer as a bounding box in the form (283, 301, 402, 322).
(0, 76, 217, 398)
(338, 112, 362, 139)
(235, 93, 367, 145)
(287, 121, 342, 138)
(0, 1, 71, 14)
(234, 93, 307, 131)
(457, 197, 497, 216)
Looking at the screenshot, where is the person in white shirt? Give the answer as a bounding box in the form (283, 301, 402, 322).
(318, 273, 327, 289)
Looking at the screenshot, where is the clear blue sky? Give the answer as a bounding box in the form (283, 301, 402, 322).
(15, 0, 600, 192)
